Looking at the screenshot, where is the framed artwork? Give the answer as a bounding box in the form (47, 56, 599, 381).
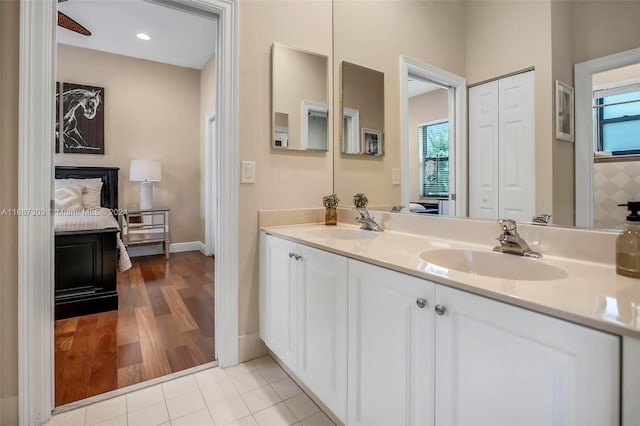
(55, 82, 60, 153)
(61, 83, 105, 154)
(555, 80, 574, 142)
(361, 128, 383, 156)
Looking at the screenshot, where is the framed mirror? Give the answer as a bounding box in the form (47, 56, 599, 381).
(271, 43, 329, 151)
(340, 61, 384, 156)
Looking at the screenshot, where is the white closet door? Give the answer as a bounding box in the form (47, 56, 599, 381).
(498, 71, 535, 222)
(469, 81, 500, 219)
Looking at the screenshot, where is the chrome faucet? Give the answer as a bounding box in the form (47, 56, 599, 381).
(355, 208, 384, 232)
(532, 213, 552, 225)
(493, 219, 541, 258)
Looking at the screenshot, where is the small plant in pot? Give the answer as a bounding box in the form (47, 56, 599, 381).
(353, 193, 368, 209)
(323, 193, 340, 225)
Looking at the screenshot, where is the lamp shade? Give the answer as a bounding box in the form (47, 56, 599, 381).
(129, 160, 161, 182)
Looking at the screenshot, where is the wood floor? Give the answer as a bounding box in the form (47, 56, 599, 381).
(54, 251, 215, 406)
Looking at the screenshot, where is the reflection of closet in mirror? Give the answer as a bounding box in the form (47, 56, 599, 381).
(341, 61, 384, 155)
(271, 43, 329, 151)
(469, 71, 535, 223)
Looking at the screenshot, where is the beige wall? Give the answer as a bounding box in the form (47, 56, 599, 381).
(465, 0, 554, 220)
(342, 62, 384, 137)
(333, 0, 466, 208)
(200, 53, 216, 232)
(56, 45, 204, 243)
(408, 89, 449, 202)
(551, 0, 575, 226)
(237, 0, 333, 359)
(0, 1, 19, 424)
(572, 1, 640, 65)
(273, 45, 328, 150)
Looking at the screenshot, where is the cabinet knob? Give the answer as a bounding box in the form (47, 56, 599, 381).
(294, 254, 302, 261)
(289, 252, 295, 258)
(416, 298, 427, 309)
(435, 304, 447, 316)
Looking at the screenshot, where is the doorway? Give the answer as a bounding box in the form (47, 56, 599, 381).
(575, 47, 640, 227)
(52, 0, 218, 408)
(400, 56, 467, 216)
(18, 0, 238, 423)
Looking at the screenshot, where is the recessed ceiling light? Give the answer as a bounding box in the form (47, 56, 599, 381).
(136, 33, 151, 41)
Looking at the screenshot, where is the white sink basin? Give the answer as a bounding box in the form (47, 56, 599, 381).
(419, 249, 568, 281)
(307, 228, 379, 240)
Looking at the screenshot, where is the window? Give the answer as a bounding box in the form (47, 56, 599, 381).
(419, 121, 449, 197)
(595, 88, 640, 155)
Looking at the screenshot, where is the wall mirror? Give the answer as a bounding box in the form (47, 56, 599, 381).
(332, 0, 640, 230)
(272, 43, 329, 151)
(340, 61, 385, 156)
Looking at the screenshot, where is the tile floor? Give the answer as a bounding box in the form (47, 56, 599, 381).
(46, 356, 335, 426)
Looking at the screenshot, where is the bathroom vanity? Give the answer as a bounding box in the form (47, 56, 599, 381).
(259, 217, 640, 426)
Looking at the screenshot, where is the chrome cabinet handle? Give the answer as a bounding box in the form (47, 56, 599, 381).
(294, 254, 302, 261)
(416, 298, 427, 309)
(289, 252, 295, 258)
(435, 305, 447, 316)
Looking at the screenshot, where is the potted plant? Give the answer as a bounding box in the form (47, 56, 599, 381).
(322, 193, 340, 225)
(353, 193, 368, 209)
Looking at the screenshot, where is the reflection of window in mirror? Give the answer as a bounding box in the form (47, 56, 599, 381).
(343, 107, 360, 154)
(302, 101, 329, 151)
(591, 63, 640, 230)
(419, 121, 449, 198)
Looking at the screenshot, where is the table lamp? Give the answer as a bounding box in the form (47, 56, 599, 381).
(129, 160, 161, 209)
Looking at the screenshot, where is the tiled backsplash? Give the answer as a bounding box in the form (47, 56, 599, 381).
(594, 160, 640, 229)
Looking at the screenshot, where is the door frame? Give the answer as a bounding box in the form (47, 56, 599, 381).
(574, 46, 640, 227)
(399, 55, 467, 216)
(18, 0, 239, 424)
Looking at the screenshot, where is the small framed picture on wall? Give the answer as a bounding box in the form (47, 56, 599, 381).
(555, 80, 574, 142)
(361, 128, 383, 156)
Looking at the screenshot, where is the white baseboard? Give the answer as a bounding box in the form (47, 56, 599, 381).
(127, 241, 206, 258)
(238, 332, 268, 363)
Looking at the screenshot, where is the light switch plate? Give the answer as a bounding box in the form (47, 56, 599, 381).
(392, 168, 401, 185)
(241, 161, 256, 184)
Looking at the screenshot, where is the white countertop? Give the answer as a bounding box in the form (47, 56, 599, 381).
(261, 223, 640, 339)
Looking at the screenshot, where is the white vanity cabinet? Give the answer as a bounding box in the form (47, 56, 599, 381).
(434, 284, 620, 426)
(259, 234, 298, 369)
(260, 234, 621, 425)
(347, 260, 435, 426)
(259, 234, 348, 422)
(348, 261, 620, 426)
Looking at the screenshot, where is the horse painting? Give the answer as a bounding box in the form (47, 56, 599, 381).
(59, 83, 105, 154)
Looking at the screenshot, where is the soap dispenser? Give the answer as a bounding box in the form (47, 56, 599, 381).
(616, 201, 640, 278)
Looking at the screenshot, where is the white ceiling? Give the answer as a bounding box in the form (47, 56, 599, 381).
(408, 78, 446, 98)
(57, 0, 217, 70)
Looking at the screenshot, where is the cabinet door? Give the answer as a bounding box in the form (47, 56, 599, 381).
(435, 285, 620, 426)
(469, 80, 500, 219)
(348, 260, 435, 426)
(296, 245, 348, 423)
(259, 234, 298, 370)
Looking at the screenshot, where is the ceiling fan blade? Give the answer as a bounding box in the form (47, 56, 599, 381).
(57, 11, 91, 36)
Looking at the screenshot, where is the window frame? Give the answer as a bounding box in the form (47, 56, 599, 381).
(594, 82, 640, 155)
(418, 119, 450, 198)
